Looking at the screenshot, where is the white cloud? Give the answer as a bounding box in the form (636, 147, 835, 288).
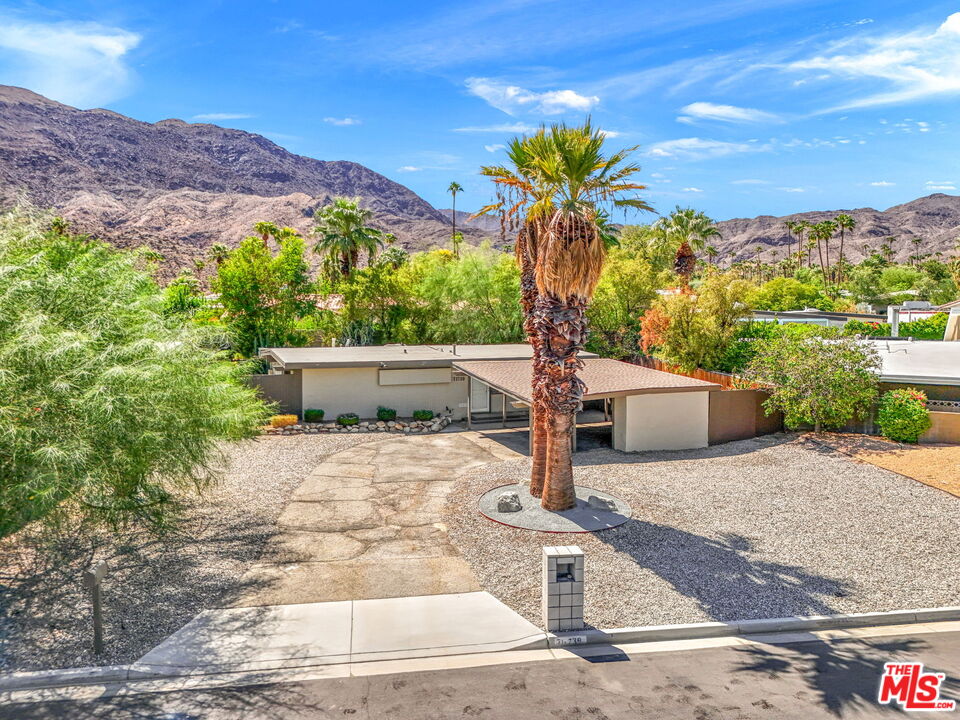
(682, 187, 703, 193)
(677, 101, 780, 124)
(0, 17, 140, 107)
(192, 113, 253, 121)
(927, 185, 957, 190)
(778, 187, 806, 192)
(452, 122, 537, 134)
(785, 12, 960, 111)
(926, 180, 957, 191)
(731, 179, 770, 185)
(465, 77, 599, 116)
(870, 181, 895, 186)
(598, 129, 621, 138)
(397, 166, 422, 172)
(323, 117, 361, 126)
(483, 144, 506, 152)
(650, 172, 666, 178)
(647, 137, 769, 160)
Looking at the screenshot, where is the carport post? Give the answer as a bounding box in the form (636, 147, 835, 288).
(502, 396, 507, 428)
(466, 387, 472, 429)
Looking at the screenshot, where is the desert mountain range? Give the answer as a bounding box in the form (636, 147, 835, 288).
(0, 85, 488, 271)
(2, 84, 959, 273)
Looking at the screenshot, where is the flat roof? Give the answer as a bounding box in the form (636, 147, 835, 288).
(453, 358, 721, 404)
(752, 309, 885, 321)
(259, 343, 598, 370)
(869, 340, 960, 386)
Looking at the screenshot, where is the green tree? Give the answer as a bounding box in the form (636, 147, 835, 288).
(587, 250, 664, 357)
(253, 221, 280, 249)
(746, 333, 880, 432)
(208, 242, 230, 267)
(213, 235, 314, 358)
(749, 277, 834, 311)
(313, 197, 391, 277)
(640, 272, 754, 371)
(653, 206, 721, 286)
(0, 211, 268, 536)
(162, 270, 205, 317)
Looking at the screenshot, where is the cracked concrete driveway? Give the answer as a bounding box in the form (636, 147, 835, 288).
(236, 432, 518, 607)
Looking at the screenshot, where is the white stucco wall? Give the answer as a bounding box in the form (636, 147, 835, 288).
(301, 367, 469, 420)
(612, 391, 710, 452)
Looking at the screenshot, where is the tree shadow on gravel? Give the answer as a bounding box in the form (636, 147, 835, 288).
(733, 635, 960, 717)
(0, 504, 285, 672)
(597, 522, 850, 622)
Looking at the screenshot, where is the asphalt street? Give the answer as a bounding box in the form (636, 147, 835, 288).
(4, 630, 958, 719)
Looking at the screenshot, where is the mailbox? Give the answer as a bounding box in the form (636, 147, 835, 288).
(542, 546, 584, 632)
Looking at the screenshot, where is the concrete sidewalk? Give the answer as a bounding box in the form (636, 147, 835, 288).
(132, 592, 544, 676)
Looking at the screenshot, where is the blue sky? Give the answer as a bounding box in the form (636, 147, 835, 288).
(1, 0, 958, 222)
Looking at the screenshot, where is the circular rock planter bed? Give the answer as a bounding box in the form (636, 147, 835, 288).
(479, 483, 632, 532)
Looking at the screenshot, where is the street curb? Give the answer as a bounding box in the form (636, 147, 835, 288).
(546, 606, 960, 649)
(3, 606, 959, 693)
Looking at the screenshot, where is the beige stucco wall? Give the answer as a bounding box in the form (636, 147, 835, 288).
(921, 411, 960, 444)
(612, 391, 710, 452)
(301, 367, 468, 420)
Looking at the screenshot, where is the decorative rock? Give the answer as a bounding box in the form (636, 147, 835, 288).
(497, 491, 522, 513)
(587, 495, 618, 512)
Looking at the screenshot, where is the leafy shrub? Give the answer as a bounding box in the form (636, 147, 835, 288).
(842, 319, 891, 337)
(304, 408, 324, 422)
(899, 313, 948, 340)
(377, 406, 397, 421)
(337, 412, 360, 426)
(877, 388, 931, 443)
(746, 334, 880, 431)
(270, 414, 298, 428)
(412, 409, 434, 421)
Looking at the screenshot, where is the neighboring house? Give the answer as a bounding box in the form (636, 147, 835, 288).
(252, 343, 753, 452)
(869, 339, 960, 401)
(750, 308, 886, 328)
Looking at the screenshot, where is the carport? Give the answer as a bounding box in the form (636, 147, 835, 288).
(453, 358, 721, 453)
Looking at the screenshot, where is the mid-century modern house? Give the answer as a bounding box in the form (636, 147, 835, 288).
(254, 343, 732, 452)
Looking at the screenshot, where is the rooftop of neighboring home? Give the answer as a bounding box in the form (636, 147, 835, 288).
(869, 339, 960, 385)
(259, 343, 599, 370)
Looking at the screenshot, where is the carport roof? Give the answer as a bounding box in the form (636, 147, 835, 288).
(453, 358, 721, 404)
(259, 343, 599, 369)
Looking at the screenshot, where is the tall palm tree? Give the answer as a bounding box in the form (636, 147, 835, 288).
(704, 245, 718, 266)
(208, 242, 230, 267)
(313, 197, 392, 277)
(833, 214, 855, 283)
(448, 181, 464, 243)
(653, 207, 721, 287)
(784, 221, 798, 272)
(253, 221, 280, 249)
(810, 221, 836, 288)
(479, 133, 555, 498)
(528, 122, 651, 510)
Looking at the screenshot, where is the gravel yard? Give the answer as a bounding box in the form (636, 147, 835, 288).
(445, 433, 960, 630)
(0, 433, 376, 672)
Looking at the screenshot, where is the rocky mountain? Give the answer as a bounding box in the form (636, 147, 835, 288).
(0, 85, 490, 271)
(714, 194, 960, 265)
(438, 208, 504, 235)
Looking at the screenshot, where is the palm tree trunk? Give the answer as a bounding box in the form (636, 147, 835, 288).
(534, 292, 587, 512)
(451, 193, 457, 241)
(516, 223, 548, 498)
(838, 229, 845, 283)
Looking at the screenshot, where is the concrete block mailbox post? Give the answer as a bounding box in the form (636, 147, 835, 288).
(542, 546, 584, 632)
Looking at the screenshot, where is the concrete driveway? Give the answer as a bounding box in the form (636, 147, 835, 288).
(236, 431, 518, 606)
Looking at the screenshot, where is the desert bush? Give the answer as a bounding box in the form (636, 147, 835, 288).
(877, 388, 931, 443)
(270, 414, 298, 428)
(899, 313, 948, 340)
(412, 409, 434, 421)
(376, 406, 397, 421)
(337, 413, 360, 426)
(0, 210, 268, 537)
(303, 408, 325, 422)
(842, 319, 891, 337)
(746, 334, 880, 432)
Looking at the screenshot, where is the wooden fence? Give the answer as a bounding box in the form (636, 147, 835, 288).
(628, 355, 750, 390)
